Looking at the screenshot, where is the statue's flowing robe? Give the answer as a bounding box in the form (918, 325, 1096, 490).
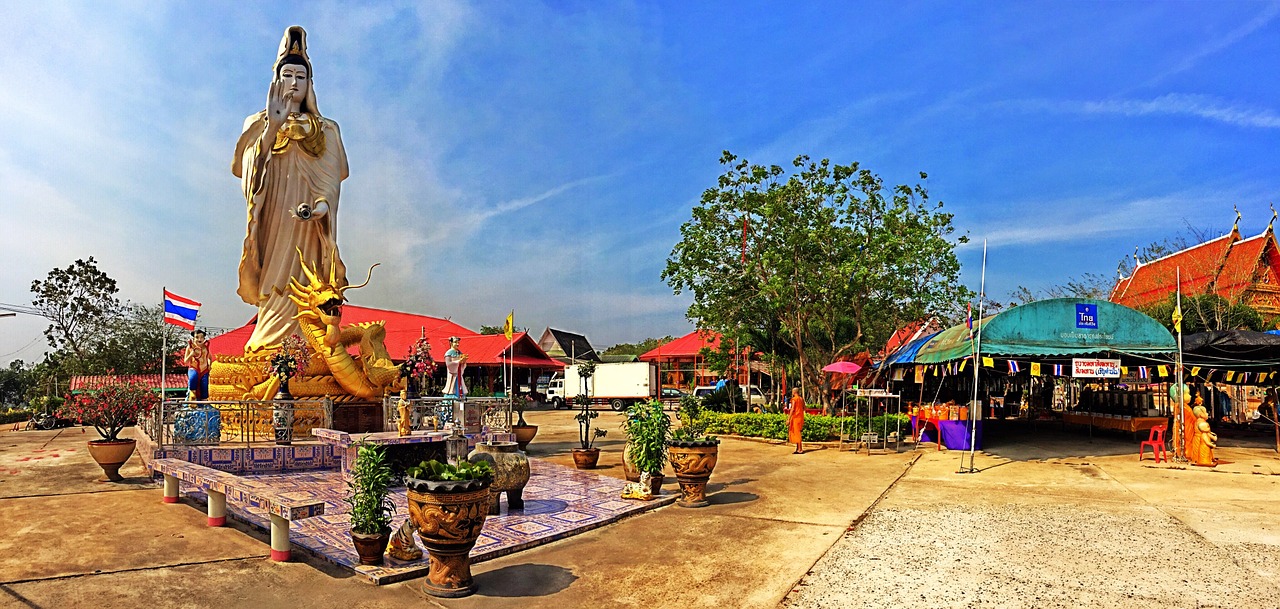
(233, 111, 349, 351)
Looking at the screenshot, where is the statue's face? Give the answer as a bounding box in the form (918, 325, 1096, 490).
(278, 64, 309, 106)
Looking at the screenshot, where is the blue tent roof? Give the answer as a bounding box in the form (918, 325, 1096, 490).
(882, 331, 940, 367)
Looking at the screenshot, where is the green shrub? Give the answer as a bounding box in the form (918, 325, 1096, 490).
(0, 409, 31, 425)
(696, 412, 911, 442)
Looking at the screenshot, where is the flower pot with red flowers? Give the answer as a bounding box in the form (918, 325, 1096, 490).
(266, 335, 311, 445)
(60, 379, 157, 481)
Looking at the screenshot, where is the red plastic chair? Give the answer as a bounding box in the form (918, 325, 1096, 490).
(1139, 424, 1167, 463)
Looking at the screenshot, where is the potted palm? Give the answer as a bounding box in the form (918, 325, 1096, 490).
(667, 394, 720, 507)
(622, 399, 671, 494)
(346, 442, 395, 565)
(405, 459, 495, 598)
(59, 378, 156, 481)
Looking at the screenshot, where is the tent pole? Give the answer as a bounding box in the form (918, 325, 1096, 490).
(1175, 267, 1185, 462)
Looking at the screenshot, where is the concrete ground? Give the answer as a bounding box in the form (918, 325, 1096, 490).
(0, 407, 912, 609)
(784, 424, 1280, 609)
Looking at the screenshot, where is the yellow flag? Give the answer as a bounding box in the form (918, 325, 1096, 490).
(1031, 362, 1041, 377)
(1172, 305, 1183, 333)
(1157, 365, 1169, 377)
(1121, 366, 1129, 376)
(1190, 366, 1201, 377)
(503, 310, 514, 340)
(959, 359, 967, 372)
(982, 357, 994, 368)
(1226, 370, 1235, 382)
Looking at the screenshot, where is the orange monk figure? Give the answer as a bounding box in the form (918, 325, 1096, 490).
(788, 388, 806, 454)
(1187, 405, 1218, 467)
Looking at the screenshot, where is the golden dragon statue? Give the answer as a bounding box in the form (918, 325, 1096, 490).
(208, 252, 403, 403)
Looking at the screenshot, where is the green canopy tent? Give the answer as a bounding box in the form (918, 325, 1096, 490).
(914, 298, 1176, 364)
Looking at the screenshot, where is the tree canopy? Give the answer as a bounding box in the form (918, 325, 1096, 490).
(664, 152, 971, 410)
(601, 337, 676, 357)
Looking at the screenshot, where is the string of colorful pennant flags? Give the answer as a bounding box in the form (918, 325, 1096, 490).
(891, 357, 1277, 385)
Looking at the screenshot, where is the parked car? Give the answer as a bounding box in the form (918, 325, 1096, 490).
(661, 388, 687, 399)
(692, 384, 768, 407)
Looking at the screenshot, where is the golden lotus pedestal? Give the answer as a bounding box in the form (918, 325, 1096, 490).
(406, 479, 492, 598)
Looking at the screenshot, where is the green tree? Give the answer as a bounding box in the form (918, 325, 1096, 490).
(90, 303, 189, 374)
(601, 337, 676, 357)
(664, 152, 971, 411)
(0, 360, 30, 407)
(1142, 293, 1262, 334)
(30, 257, 119, 365)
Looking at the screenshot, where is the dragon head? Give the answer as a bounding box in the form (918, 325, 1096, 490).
(289, 249, 379, 347)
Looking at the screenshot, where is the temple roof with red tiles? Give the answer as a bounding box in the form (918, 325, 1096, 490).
(1111, 228, 1279, 310)
(638, 330, 722, 361)
(206, 304, 561, 368)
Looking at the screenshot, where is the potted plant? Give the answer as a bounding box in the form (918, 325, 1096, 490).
(622, 399, 671, 494)
(400, 336, 436, 398)
(59, 378, 156, 481)
(266, 334, 310, 445)
(573, 393, 607, 469)
(346, 442, 395, 565)
(667, 394, 720, 507)
(511, 392, 538, 450)
(405, 459, 495, 598)
(572, 360, 605, 468)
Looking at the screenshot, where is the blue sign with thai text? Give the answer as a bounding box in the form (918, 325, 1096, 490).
(1076, 303, 1098, 329)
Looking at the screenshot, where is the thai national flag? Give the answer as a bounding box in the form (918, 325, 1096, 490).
(163, 290, 201, 331)
(966, 303, 973, 335)
(1008, 361, 1020, 373)
(1052, 364, 1064, 376)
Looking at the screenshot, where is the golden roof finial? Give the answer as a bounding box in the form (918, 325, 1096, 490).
(1233, 205, 1241, 234)
(1269, 203, 1277, 232)
(1133, 246, 1140, 268)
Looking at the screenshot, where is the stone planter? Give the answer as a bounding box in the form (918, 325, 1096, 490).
(666, 438, 720, 508)
(467, 441, 530, 514)
(512, 424, 538, 451)
(571, 448, 600, 469)
(406, 477, 492, 598)
(350, 529, 390, 565)
(87, 439, 136, 482)
(622, 442, 641, 482)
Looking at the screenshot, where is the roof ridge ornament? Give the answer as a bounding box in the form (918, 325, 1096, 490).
(1233, 205, 1241, 234)
(1133, 246, 1141, 269)
(1269, 203, 1277, 233)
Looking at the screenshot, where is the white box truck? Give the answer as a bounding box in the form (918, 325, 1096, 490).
(546, 361, 659, 411)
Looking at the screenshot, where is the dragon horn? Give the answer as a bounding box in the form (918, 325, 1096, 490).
(339, 263, 380, 299)
(329, 247, 338, 286)
(296, 248, 321, 287)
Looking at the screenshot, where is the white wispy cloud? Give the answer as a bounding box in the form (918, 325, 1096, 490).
(1138, 4, 1280, 89)
(1009, 94, 1280, 130)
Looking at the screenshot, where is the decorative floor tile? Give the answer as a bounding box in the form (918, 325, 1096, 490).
(180, 459, 674, 584)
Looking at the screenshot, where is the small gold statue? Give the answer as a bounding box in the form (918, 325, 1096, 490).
(396, 389, 413, 437)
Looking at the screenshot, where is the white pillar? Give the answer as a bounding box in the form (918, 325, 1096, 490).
(207, 490, 227, 527)
(162, 474, 179, 504)
(269, 514, 291, 561)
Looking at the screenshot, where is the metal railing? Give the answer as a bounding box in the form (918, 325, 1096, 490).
(380, 395, 513, 434)
(144, 398, 334, 448)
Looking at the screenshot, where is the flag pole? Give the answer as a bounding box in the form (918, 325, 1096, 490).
(962, 240, 987, 473)
(1175, 267, 1184, 462)
(161, 287, 167, 403)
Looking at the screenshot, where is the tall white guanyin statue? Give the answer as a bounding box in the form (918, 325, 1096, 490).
(233, 25, 349, 351)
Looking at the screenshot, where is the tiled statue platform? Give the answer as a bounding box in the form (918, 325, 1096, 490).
(182, 459, 676, 584)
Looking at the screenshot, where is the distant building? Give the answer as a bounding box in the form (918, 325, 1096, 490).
(639, 330, 773, 391)
(1111, 221, 1280, 319)
(536, 328, 601, 364)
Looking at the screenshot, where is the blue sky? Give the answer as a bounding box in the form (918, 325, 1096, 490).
(3, 1, 1279, 365)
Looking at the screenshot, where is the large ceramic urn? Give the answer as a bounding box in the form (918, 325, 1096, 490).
(87, 439, 137, 482)
(666, 438, 720, 508)
(467, 441, 530, 514)
(406, 477, 492, 598)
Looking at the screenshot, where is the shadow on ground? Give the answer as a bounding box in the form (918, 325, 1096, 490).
(472, 564, 577, 597)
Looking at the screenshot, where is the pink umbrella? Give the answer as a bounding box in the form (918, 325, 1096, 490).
(822, 361, 863, 374)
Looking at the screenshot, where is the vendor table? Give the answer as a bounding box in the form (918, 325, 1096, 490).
(1061, 412, 1166, 436)
(911, 416, 983, 451)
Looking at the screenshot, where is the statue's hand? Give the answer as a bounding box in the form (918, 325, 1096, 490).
(265, 78, 292, 132)
(290, 198, 329, 221)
